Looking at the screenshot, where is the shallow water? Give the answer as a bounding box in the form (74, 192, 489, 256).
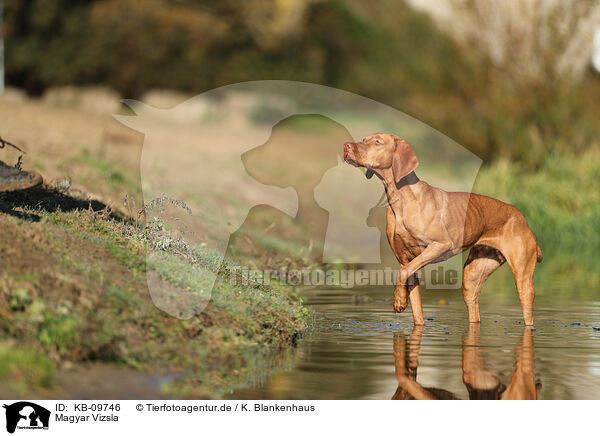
(228, 284, 600, 400)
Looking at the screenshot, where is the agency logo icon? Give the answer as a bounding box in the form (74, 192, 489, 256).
(115, 80, 482, 318)
(2, 402, 50, 434)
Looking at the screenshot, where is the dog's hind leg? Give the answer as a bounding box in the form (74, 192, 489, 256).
(462, 245, 506, 323)
(492, 228, 541, 326)
(512, 272, 535, 326)
(502, 239, 538, 326)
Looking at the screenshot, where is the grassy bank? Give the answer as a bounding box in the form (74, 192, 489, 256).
(0, 185, 310, 398)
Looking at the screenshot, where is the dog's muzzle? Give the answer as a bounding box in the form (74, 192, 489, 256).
(343, 142, 358, 165)
(344, 142, 373, 179)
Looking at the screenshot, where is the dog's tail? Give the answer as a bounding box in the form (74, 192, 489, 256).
(536, 244, 543, 263)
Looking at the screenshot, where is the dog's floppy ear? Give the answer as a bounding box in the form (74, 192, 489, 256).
(392, 136, 418, 184)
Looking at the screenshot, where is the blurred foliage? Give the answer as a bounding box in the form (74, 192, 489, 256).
(4, 0, 600, 165)
(475, 147, 600, 249)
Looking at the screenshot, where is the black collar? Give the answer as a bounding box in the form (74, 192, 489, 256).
(395, 171, 419, 189)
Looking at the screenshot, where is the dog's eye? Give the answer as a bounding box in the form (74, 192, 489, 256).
(376, 139, 383, 145)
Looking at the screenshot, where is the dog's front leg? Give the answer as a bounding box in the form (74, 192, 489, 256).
(399, 242, 453, 284)
(393, 274, 408, 313)
(395, 243, 451, 324)
(393, 274, 424, 325)
(407, 276, 424, 325)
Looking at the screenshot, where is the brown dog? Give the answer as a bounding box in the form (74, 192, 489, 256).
(344, 133, 542, 325)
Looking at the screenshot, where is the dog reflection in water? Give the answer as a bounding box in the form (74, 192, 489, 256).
(392, 325, 541, 400)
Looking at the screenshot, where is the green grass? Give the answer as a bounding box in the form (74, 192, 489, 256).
(75, 148, 137, 190)
(0, 346, 55, 394)
(474, 148, 600, 249)
(470, 148, 600, 296)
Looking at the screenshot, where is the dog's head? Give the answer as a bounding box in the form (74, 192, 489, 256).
(343, 133, 418, 183)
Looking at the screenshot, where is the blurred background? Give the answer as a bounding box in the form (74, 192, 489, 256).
(2, 0, 599, 250)
(3, 0, 600, 164)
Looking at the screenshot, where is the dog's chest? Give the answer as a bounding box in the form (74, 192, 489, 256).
(391, 219, 425, 260)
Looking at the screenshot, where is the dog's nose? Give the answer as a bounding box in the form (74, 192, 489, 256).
(343, 142, 353, 151)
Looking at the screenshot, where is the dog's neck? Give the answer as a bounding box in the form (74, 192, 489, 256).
(376, 170, 422, 210)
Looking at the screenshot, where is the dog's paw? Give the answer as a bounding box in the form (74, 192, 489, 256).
(393, 300, 408, 313)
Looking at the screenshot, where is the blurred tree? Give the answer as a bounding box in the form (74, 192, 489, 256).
(4, 0, 372, 95)
(3, 0, 600, 164)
